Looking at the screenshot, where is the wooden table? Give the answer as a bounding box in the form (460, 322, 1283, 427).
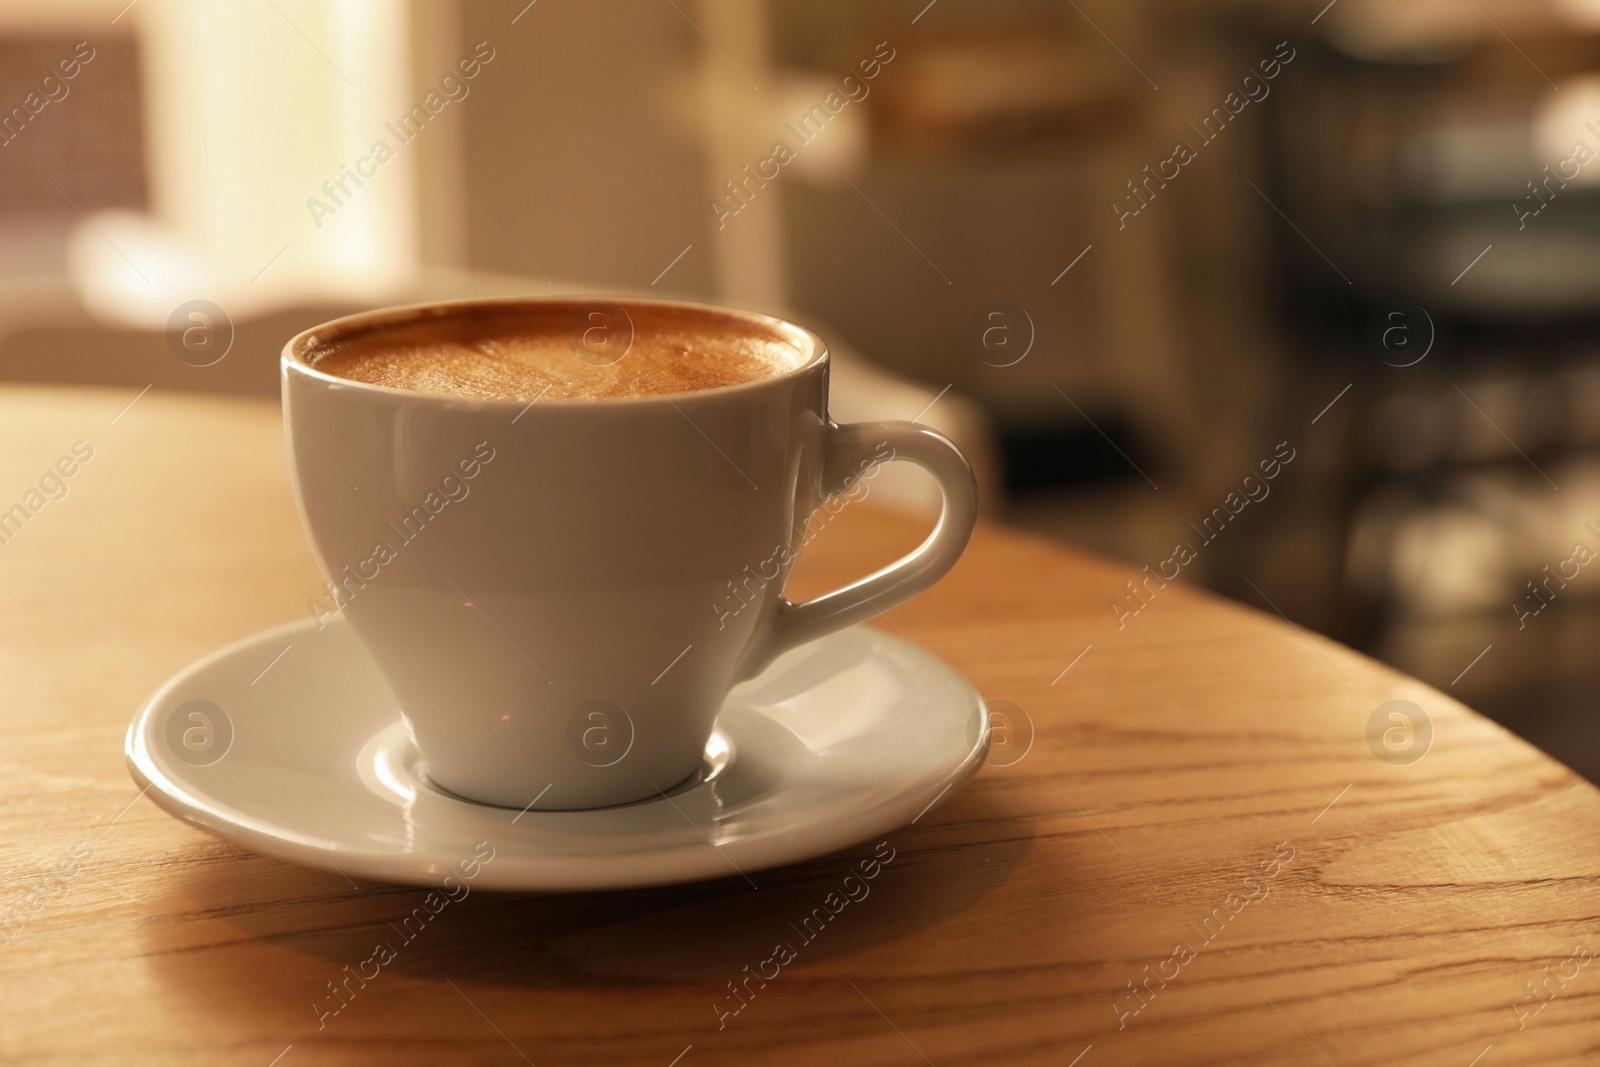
(3, 385, 1598, 1066)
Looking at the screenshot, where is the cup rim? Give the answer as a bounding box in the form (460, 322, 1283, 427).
(281, 295, 829, 407)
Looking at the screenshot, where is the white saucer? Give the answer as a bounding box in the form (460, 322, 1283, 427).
(126, 616, 989, 892)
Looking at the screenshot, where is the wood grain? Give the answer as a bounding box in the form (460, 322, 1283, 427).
(2, 385, 1598, 1066)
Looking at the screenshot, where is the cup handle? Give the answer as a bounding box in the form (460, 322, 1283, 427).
(738, 420, 979, 680)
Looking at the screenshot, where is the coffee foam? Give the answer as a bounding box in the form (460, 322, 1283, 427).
(301, 304, 809, 401)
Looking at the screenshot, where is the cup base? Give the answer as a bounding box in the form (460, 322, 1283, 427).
(417, 734, 733, 813)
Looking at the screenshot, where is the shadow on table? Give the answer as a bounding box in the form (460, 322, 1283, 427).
(139, 780, 1033, 999)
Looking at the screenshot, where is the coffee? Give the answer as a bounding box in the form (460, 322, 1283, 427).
(302, 303, 807, 401)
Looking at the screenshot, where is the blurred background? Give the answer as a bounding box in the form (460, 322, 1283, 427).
(4, 0, 1599, 779)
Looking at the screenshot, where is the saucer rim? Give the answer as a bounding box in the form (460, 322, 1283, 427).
(126, 617, 990, 892)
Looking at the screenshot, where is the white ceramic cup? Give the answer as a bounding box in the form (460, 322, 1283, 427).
(282, 297, 978, 810)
